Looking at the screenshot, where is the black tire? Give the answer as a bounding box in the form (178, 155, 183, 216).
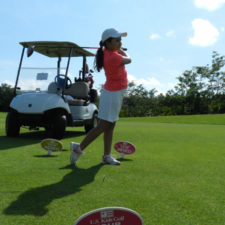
(51, 114, 67, 139)
(6, 111, 20, 137)
(85, 112, 98, 133)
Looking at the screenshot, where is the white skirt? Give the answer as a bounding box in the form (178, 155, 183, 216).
(98, 88, 126, 123)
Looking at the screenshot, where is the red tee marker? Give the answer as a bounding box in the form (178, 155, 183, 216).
(74, 207, 143, 225)
(114, 141, 136, 159)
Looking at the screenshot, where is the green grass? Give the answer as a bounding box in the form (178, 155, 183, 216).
(0, 112, 225, 225)
(121, 113, 225, 125)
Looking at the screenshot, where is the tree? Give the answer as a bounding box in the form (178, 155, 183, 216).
(196, 51, 225, 96)
(174, 69, 203, 114)
(0, 83, 14, 111)
(173, 51, 225, 114)
(122, 84, 151, 117)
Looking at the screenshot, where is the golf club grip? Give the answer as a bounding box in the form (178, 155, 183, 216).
(121, 48, 127, 51)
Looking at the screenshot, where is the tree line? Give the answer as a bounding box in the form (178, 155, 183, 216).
(0, 51, 225, 116)
(0, 83, 14, 112)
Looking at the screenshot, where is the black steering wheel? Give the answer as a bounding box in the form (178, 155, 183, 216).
(55, 74, 72, 89)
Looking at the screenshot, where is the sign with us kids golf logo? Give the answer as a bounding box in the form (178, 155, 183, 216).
(41, 138, 63, 155)
(114, 141, 136, 158)
(73, 207, 144, 225)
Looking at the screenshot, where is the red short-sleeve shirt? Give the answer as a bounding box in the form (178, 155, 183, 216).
(103, 49, 128, 91)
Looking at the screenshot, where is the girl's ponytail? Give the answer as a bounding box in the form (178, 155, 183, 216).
(94, 41, 104, 72)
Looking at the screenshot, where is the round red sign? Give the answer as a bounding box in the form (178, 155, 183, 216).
(114, 141, 136, 155)
(74, 207, 143, 225)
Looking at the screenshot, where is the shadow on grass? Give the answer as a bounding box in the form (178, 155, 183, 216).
(34, 148, 68, 158)
(0, 130, 85, 151)
(117, 158, 133, 162)
(4, 163, 103, 216)
(34, 154, 59, 158)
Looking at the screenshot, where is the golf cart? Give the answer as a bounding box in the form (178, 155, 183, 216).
(6, 41, 98, 139)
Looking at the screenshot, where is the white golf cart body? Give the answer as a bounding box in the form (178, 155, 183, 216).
(6, 41, 98, 139)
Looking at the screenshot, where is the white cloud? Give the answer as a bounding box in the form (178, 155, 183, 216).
(189, 19, 219, 47)
(150, 30, 176, 40)
(194, 0, 225, 11)
(166, 30, 176, 38)
(127, 72, 180, 94)
(159, 57, 165, 62)
(128, 74, 160, 86)
(128, 74, 173, 94)
(1, 80, 14, 86)
(149, 33, 161, 40)
(18, 79, 49, 91)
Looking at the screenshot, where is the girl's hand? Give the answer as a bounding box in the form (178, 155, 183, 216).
(118, 48, 126, 56)
(119, 50, 131, 65)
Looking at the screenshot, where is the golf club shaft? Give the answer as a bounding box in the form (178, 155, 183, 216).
(81, 47, 127, 51)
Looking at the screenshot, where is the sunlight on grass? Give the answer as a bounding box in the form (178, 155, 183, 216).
(0, 112, 225, 224)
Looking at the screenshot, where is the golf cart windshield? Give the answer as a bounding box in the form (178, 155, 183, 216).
(17, 67, 66, 93)
(16, 41, 94, 93)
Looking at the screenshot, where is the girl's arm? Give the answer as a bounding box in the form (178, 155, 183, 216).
(118, 49, 132, 65)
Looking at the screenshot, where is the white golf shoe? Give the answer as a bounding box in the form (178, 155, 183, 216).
(102, 155, 121, 165)
(70, 142, 82, 165)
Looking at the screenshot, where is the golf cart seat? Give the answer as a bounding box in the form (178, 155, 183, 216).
(64, 81, 90, 106)
(48, 82, 59, 94)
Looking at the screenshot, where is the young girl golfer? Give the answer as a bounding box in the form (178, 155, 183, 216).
(70, 28, 131, 165)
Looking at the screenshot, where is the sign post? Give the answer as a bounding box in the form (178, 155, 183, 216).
(41, 138, 63, 155)
(114, 141, 136, 159)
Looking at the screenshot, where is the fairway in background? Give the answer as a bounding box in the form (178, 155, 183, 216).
(121, 114, 225, 125)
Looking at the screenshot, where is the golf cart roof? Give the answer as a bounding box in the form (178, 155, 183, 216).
(20, 41, 95, 57)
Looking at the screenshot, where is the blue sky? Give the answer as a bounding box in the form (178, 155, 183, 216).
(1, 0, 225, 94)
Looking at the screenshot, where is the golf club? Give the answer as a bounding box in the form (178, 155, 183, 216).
(81, 47, 127, 51)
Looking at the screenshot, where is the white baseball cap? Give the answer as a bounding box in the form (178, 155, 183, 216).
(101, 28, 127, 43)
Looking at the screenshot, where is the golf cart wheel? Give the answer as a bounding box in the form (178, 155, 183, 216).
(85, 112, 98, 133)
(51, 114, 67, 139)
(6, 111, 20, 137)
